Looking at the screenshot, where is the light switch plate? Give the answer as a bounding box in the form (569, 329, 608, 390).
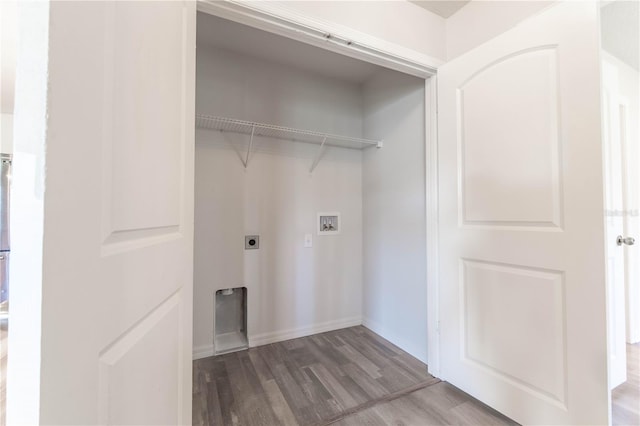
(304, 234, 312, 248)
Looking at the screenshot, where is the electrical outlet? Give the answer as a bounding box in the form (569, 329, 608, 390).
(304, 234, 313, 248)
(245, 235, 259, 250)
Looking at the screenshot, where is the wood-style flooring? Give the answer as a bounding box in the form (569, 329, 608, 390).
(612, 343, 640, 426)
(193, 326, 516, 426)
(333, 382, 516, 426)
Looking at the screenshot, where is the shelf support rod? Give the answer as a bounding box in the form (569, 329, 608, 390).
(244, 126, 255, 168)
(309, 137, 327, 173)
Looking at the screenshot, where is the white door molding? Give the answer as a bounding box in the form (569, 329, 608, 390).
(197, 0, 442, 375)
(196, 0, 440, 78)
(425, 76, 440, 377)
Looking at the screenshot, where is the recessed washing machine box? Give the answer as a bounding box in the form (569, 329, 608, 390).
(214, 287, 248, 355)
(318, 213, 340, 235)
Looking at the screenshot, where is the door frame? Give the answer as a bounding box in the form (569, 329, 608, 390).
(196, 0, 442, 377)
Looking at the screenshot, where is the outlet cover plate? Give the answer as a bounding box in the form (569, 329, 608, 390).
(245, 235, 259, 249)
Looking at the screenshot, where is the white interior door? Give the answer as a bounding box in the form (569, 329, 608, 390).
(602, 59, 629, 389)
(438, 2, 609, 424)
(10, 2, 195, 424)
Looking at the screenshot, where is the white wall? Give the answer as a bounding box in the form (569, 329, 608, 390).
(1, 0, 17, 153)
(271, 0, 446, 62)
(1, 114, 13, 153)
(1, 0, 18, 114)
(446, 1, 555, 60)
(193, 46, 364, 357)
(362, 69, 427, 363)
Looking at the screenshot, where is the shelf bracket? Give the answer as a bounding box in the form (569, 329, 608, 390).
(309, 137, 327, 173)
(244, 125, 255, 168)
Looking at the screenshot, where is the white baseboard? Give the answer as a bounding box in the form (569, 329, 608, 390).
(192, 344, 215, 360)
(248, 316, 362, 347)
(362, 316, 428, 364)
(192, 316, 362, 360)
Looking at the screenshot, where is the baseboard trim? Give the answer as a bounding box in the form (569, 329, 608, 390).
(192, 344, 215, 360)
(248, 316, 362, 347)
(193, 316, 363, 360)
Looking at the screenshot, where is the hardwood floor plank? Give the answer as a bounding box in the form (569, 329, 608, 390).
(309, 363, 359, 409)
(450, 400, 517, 426)
(331, 408, 387, 426)
(333, 383, 517, 426)
(305, 335, 350, 368)
(359, 327, 403, 355)
(360, 334, 401, 358)
(336, 344, 382, 379)
(414, 381, 471, 410)
(212, 361, 238, 426)
(262, 380, 299, 426)
(393, 351, 432, 378)
(204, 379, 224, 426)
(302, 367, 334, 401)
(267, 360, 317, 424)
(335, 373, 373, 406)
(322, 332, 347, 349)
(369, 389, 452, 426)
(612, 343, 640, 426)
(237, 351, 281, 425)
(291, 347, 319, 368)
(320, 379, 442, 425)
(193, 361, 213, 425)
(341, 363, 389, 399)
(335, 329, 391, 370)
(247, 348, 274, 384)
(224, 355, 273, 426)
(375, 363, 424, 393)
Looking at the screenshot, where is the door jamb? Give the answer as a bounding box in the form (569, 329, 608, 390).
(196, 0, 441, 377)
(425, 76, 440, 377)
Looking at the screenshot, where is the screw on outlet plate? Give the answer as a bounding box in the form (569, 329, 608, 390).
(245, 235, 259, 250)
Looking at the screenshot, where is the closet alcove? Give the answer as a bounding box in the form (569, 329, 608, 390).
(193, 12, 428, 362)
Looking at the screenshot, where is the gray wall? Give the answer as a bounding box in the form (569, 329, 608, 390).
(362, 69, 427, 362)
(194, 45, 364, 357)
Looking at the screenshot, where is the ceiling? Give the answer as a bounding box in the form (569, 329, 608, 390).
(197, 13, 383, 85)
(409, 0, 471, 18)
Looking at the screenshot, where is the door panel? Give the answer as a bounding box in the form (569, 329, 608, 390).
(460, 47, 562, 228)
(107, 2, 184, 235)
(99, 293, 182, 425)
(438, 2, 608, 424)
(27, 2, 196, 424)
(461, 259, 566, 404)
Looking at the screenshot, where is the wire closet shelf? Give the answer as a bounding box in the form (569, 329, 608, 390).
(195, 115, 383, 150)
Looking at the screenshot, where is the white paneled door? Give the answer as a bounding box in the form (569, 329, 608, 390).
(29, 2, 195, 424)
(438, 2, 609, 424)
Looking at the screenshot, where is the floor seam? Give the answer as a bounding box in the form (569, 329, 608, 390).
(315, 378, 442, 426)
